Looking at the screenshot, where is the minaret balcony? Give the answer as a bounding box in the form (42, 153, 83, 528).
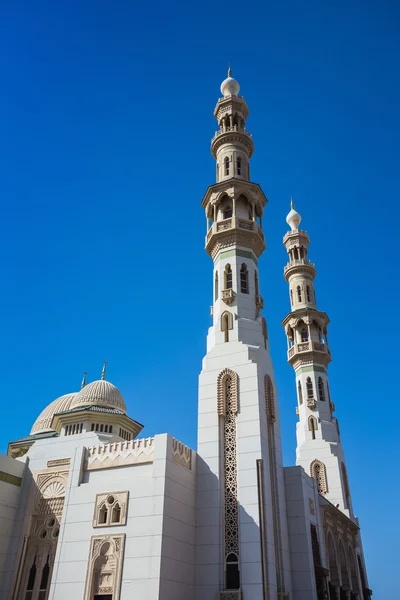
(205, 216, 265, 259)
(306, 397, 317, 409)
(287, 341, 331, 365)
(221, 288, 234, 304)
(211, 127, 254, 158)
(284, 258, 316, 281)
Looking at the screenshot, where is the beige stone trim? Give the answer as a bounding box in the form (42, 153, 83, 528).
(171, 438, 192, 470)
(86, 437, 154, 471)
(310, 459, 328, 494)
(217, 369, 238, 416)
(93, 491, 128, 528)
(83, 534, 125, 600)
(47, 458, 70, 468)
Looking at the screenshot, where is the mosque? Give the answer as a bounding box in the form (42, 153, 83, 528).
(0, 71, 371, 600)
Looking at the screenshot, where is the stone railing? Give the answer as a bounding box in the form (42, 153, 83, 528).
(307, 397, 317, 409)
(284, 258, 315, 273)
(287, 341, 331, 361)
(213, 127, 252, 140)
(221, 288, 234, 304)
(86, 437, 155, 471)
(217, 218, 232, 232)
(206, 217, 264, 241)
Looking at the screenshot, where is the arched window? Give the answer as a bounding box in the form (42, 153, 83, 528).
(95, 423, 99, 432)
(100, 424, 104, 432)
(339, 542, 350, 591)
(38, 554, 50, 599)
(223, 205, 233, 219)
(308, 416, 318, 440)
(318, 377, 325, 401)
(24, 555, 37, 600)
(99, 504, 108, 524)
(294, 247, 299, 260)
(111, 503, 121, 524)
(306, 377, 313, 399)
(224, 264, 232, 289)
(91, 423, 95, 431)
(301, 327, 308, 342)
(298, 381, 303, 405)
(224, 156, 230, 176)
(290, 289, 293, 304)
(109, 425, 113, 433)
(240, 264, 248, 293)
(310, 458, 327, 493)
(226, 552, 240, 590)
(104, 425, 108, 433)
(236, 156, 241, 176)
(306, 285, 312, 302)
(215, 271, 219, 300)
(221, 311, 232, 343)
(297, 285, 302, 302)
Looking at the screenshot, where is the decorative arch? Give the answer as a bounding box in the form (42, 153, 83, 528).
(221, 311, 233, 343)
(83, 534, 125, 600)
(217, 369, 238, 417)
(308, 415, 318, 439)
(310, 459, 327, 494)
(306, 377, 314, 399)
(224, 263, 233, 289)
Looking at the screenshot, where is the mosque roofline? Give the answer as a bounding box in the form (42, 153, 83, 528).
(53, 404, 144, 428)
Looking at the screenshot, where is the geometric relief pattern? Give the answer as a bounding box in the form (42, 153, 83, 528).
(310, 459, 328, 494)
(93, 491, 128, 528)
(264, 374, 276, 423)
(217, 369, 238, 417)
(86, 437, 154, 471)
(222, 372, 239, 559)
(84, 534, 125, 600)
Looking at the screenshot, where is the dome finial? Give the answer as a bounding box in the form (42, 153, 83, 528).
(228, 63, 232, 77)
(286, 197, 302, 231)
(101, 360, 107, 381)
(81, 371, 87, 389)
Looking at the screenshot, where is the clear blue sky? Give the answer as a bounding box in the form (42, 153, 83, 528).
(1, 1, 398, 596)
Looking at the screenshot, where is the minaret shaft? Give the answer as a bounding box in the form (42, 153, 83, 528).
(282, 205, 354, 518)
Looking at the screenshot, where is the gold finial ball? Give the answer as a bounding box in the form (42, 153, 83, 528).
(220, 68, 240, 97)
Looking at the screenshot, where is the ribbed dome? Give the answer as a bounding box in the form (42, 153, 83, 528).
(70, 380, 126, 413)
(30, 393, 76, 435)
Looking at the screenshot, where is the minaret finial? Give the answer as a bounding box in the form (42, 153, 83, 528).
(290, 196, 294, 209)
(81, 371, 87, 389)
(101, 360, 107, 380)
(228, 64, 232, 77)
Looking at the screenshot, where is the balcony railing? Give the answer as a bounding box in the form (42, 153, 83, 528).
(212, 126, 252, 141)
(284, 258, 315, 274)
(206, 217, 264, 242)
(221, 288, 234, 304)
(287, 341, 331, 361)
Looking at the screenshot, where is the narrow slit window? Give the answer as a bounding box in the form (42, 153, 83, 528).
(236, 156, 241, 175)
(215, 271, 219, 300)
(301, 327, 308, 342)
(306, 377, 313, 399)
(297, 285, 302, 302)
(225, 264, 232, 289)
(306, 285, 312, 302)
(223, 205, 233, 219)
(298, 381, 303, 405)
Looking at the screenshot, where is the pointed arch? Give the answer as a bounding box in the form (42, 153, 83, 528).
(264, 374, 276, 423)
(297, 285, 302, 302)
(221, 311, 233, 343)
(83, 534, 125, 600)
(339, 540, 350, 590)
(217, 369, 238, 417)
(224, 263, 232, 289)
(224, 156, 230, 176)
(310, 459, 327, 493)
(327, 533, 340, 587)
(308, 415, 318, 439)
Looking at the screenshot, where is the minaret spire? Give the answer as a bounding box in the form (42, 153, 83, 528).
(81, 370, 87, 389)
(101, 360, 107, 381)
(282, 204, 354, 518)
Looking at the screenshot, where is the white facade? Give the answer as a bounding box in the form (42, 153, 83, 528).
(0, 72, 371, 600)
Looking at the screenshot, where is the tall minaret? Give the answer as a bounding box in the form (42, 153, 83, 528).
(196, 70, 292, 600)
(282, 202, 354, 518)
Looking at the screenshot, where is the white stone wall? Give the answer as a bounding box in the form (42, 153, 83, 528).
(0, 454, 26, 599)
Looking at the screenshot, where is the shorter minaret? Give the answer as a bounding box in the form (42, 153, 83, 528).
(282, 202, 354, 518)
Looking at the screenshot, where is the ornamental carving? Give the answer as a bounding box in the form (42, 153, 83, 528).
(171, 438, 192, 470)
(217, 369, 239, 417)
(83, 534, 125, 600)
